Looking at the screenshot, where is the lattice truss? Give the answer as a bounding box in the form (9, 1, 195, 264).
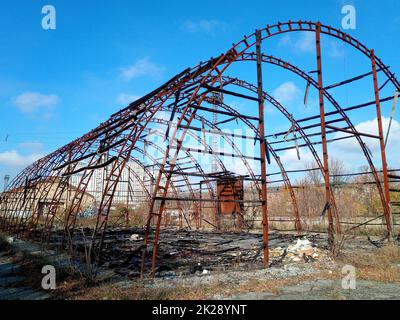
(1, 21, 399, 275)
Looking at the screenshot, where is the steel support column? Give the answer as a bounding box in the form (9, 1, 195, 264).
(370, 49, 393, 238)
(256, 30, 269, 266)
(316, 23, 335, 248)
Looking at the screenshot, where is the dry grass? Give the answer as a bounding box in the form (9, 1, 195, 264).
(338, 244, 400, 283)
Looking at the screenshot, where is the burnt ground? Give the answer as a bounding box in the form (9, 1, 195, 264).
(1, 228, 400, 300)
(67, 228, 332, 278)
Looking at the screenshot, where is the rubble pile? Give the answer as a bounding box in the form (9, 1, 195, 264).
(270, 238, 329, 264)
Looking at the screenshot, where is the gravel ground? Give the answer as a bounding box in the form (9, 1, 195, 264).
(226, 279, 400, 300)
(0, 248, 50, 300)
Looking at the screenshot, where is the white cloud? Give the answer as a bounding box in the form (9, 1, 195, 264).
(13, 92, 59, 118)
(279, 148, 316, 171)
(182, 19, 228, 35)
(0, 150, 43, 169)
(278, 33, 345, 59)
(331, 117, 400, 169)
(273, 82, 302, 106)
(119, 58, 164, 81)
(117, 93, 140, 105)
(278, 35, 291, 46)
(18, 142, 44, 154)
(294, 32, 315, 53)
(328, 41, 344, 58)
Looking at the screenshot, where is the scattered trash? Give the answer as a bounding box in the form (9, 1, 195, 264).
(129, 234, 142, 241)
(202, 269, 210, 275)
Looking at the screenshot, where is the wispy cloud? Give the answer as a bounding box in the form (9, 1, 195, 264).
(119, 58, 165, 81)
(294, 32, 315, 53)
(182, 19, 228, 35)
(0, 150, 43, 169)
(273, 82, 302, 105)
(331, 117, 400, 169)
(117, 93, 140, 105)
(328, 41, 345, 58)
(278, 33, 314, 53)
(18, 142, 44, 154)
(13, 92, 59, 119)
(279, 33, 345, 58)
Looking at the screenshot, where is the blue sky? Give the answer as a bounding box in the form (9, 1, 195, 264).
(1, 0, 400, 186)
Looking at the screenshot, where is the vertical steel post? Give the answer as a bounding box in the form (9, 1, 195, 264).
(315, 23, 335, 248)
(199, 180, 203, 229)
(256, 30, 269, 266)
(370, 49, 393, 238)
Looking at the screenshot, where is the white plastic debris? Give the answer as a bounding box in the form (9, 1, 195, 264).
(129, 234, 142, 241)
(6, 237, 14, 244)
(202, 269, 210, 275)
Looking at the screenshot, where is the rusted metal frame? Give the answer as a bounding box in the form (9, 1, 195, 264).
(274, 135, 354, 152)
(25, 175, 61, 234)
(200, 83, 260, 102)
(154, 196, 262, 204)
(132, 148, 192, 230)
(93, 72, 202, 264)
(223, 76, 340, 231)
(16, 135, 102, 237)
(145, 130, 212, 229)
(125, 156, 187, 228)
(269, 128, 351, 145)
(324, 66, 389, 90)
(1, 65, 202, 236)
(236, 54, 388, 232)
(41, 177, 69, 242)
(180, 107, 262, 197)
(316, 23, 336, 247)
(16, 175, 61, 237)
(89, 68, 194, 139)
(370, 49, 393, 238)
(296, 95, 396, 124)
(241, 26, 399, 228)
(267, 118, 345, 138)
(38, 141, 100, 241)
(191, 99, 266, 194)
(324, 125, 380, 140)
(160, 104, 262, 226)
(5, 155, 60, 234)
(142, 56, 234, 277)
(138, 135, 201, 229)
(1, 159, 48, 230)
(9, 171, 47, 234)
(256, 21, 400, 91)
(191, 104, 259, 121)
(62, 94, 170, 243)
(62, 133, 135, 246)
(179, 124, 260, 141)
(149, 116, 225, 214)
(255, 30, 269, 264)
(93, 64, 211, 141)
(215, 116, 237, 125)
(168, 146, 262, 161)
(208, 84, 300, 232)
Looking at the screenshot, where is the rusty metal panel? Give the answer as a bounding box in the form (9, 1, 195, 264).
(217, 177, 244, 215)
